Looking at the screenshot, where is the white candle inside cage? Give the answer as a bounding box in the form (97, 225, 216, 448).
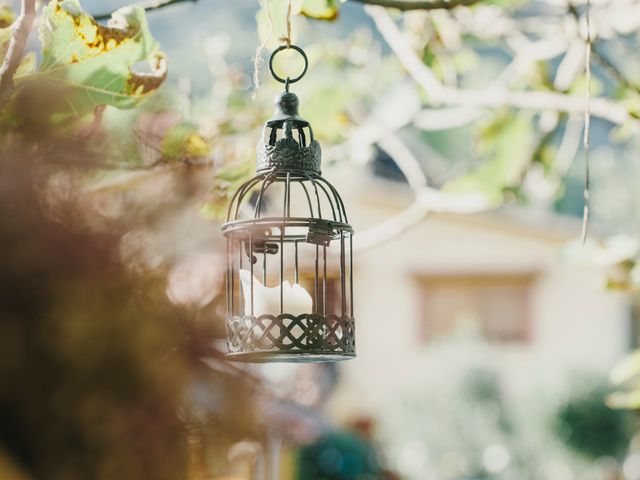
(239, 269, 313, 317)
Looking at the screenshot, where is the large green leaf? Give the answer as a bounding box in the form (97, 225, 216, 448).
(18, 0, 166, 117)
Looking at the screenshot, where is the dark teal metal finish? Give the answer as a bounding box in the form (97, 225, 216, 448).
(257, 91, 321, 174)
(221, 45, 355, 363)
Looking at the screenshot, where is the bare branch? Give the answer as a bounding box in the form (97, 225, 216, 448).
(0, 0, 36, 95)
(413, 107, 484, 130)
(366, 6, 445, 96)
(567, 4, 640, 98)
(366, 5, 640, 127)
(355, 134, 491, 251)
(349, 0, 481, 11)
(592, 44, 640, 95)
(355, 201, 428, 251)
(378, 135, 427, 192)
(93, 0, 197, 21)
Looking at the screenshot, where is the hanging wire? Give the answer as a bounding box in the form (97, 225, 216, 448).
(252, 0, 293, 95)
(281, 0, 293, 47)
(581, 0, 592, 244)
(252, 0, 273, 94)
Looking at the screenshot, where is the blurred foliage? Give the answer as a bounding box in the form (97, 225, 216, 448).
(445, 111, 535, 204)
(0, 70, 267, 476)
(0, 3, 264, 478)
(161, 122, 210, 163)
(296, 431, 382, 479)
(555, 383, 633, 460)
(300, 0, 340, 21)
(609, 347, 640, 410)
(201, 160, 254, 220)
(377, 341, 630, 480)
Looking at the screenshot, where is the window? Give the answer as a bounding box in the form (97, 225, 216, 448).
(417, 273, 535, 343)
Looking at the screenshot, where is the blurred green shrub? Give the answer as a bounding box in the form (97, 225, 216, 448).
(554, 384, 634, 460)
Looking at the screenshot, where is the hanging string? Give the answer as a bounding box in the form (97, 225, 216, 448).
(252, 0, 293, 95)
(279, 0, 293, 46)
(581, 0, 592, 244)
(252, 0, 274, 95)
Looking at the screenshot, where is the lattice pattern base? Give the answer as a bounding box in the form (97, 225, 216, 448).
(226, 313, 355, 361)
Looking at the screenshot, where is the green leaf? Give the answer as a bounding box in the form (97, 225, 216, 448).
(215, 161, 253, 183)
(611, 350, 640, 385)
(0, 5, 15, 61)
(300, 0, 340, 21)
(200, 161, 253, 221)
(161, 122, 210, 162)
(445, 112, 535, 204)
(19, 0, 166, 118)
(606, 390, 640, 409)
(0, 5, 13, 28)
(15, 52, 36, 76)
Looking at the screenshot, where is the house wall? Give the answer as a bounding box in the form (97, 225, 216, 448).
(325, 169, 632, 418)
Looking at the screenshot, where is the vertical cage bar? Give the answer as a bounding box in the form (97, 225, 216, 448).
(233, 175, 264, 220)
(239, 239, 244, 316)
(340, 232, 346, 316)
(285, 172, 291, 217)
(226, 236, 231, 318)
(315, 182, 337, 221)
(263, 251, 267, 285)
(254, 171, 275, 218)
(229, 174, 262, 221)
(318, 176, 349, 223)
(314, 244, 319, 314)
(281, 173, 289, 315)
(306, 175, 323, 219)
(350, 234, 354, 318)
(230, 235, 235, 317)
(280, 227, 284, 314)
(300, 181, 315, 218)
(294, 241, 299, 284)
(323, 245, 327, 315)
(249, 232, 254, 316)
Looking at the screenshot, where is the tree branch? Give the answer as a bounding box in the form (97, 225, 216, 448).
(349, 0, 481, 11)
(567, 4, 640, 97)
(355, 134, 491, 251)
(92, 0, 481, 19)
(93, 0, 197, 21)
(591, 44, 640, 96)
(0, 0, 36, 96)
(366, 5, 640, 127)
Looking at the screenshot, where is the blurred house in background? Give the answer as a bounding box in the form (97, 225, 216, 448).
(324, 161, 632, 420)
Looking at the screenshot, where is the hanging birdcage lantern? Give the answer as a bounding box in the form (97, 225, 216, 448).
(222, 45, 355, 363)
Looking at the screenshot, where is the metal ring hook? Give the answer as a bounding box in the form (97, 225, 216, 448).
(269, 44, 308, 86)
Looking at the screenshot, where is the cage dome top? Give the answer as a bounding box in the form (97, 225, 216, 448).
(257, 91, 321, 175)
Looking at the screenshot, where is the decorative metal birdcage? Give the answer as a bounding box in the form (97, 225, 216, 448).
(221, 45, 355, 362)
